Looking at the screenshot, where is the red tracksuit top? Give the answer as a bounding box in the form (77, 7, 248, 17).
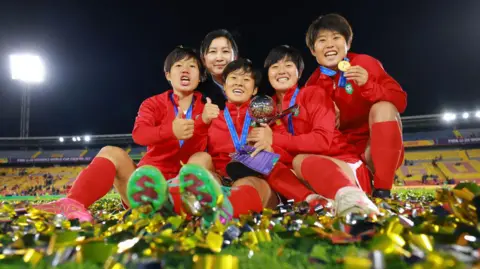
(132, 90, 209, 179)
(207, 101, 292, 177)
(305, 52, 407, 155)
(272, 85, 359, 163)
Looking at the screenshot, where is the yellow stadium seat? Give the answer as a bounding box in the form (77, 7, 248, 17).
(467, 149, 480, 158)
(396, 162, 445, 185)
(436, 160, 480, 180)
(404, 150, 464, 161)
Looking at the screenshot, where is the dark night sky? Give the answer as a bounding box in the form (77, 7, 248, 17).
(0, 0, 478, 137)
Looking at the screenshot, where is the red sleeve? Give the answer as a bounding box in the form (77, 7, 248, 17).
(270, 121, 293, 163)
(272, 89, 335, 154)
(132, 96, 177, 146)
(355, 55, 407, 113)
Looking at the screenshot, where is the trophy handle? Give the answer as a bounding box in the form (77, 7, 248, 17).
(267, 104, 299, 125)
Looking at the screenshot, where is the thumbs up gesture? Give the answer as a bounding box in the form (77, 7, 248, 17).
(172, 107, 195, 140)
(201, 97, 220, 124)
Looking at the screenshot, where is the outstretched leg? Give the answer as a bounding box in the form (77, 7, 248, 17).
(293, 154, 378, 216)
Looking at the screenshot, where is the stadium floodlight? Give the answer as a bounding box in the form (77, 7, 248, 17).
(10, 54, 46, 138)
(58, 137, 64, 142)
(72, 137, 77, 142)
(442, 112, 456, 122)
(476, 111, 480, 118)
(462, 112, 469, 119)
(76, 136, 81, 141)
(10, 54, 45, 83)
(84, 135, 91, 142)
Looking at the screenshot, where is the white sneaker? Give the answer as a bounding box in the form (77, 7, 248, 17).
(305, 194, 329, 203)
(334, 186, 380, 216)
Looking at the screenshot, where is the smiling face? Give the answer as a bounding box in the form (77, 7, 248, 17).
(224, 69, 257, 105)
(202, 37, 236, 79)
(310, 29, 351, 69)
(165, 57, 200, 93)
(268, 57, 299, 92)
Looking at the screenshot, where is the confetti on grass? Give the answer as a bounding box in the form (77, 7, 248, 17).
(0, 184, 478, 269)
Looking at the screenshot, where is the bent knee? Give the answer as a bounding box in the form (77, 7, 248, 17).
(369, 101, 400, 123)
(187, 152, 213, 166)
(234, 176, 257, 187)
(97, 146, 130, 167)
(292, 154, 311, 172)
(189, 152, 212, 160)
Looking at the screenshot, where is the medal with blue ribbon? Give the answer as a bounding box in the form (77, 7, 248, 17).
(319, 57, 353, 94)
(224, 107, 252, 152)
(170, 92, 194, 147)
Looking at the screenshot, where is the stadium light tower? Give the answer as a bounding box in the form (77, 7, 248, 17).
(9, 54, 46, 138)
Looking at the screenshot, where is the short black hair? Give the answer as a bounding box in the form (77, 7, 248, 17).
(200, 29, 239, 58)
(264, 45, 305, 77)
(163, 46, 204, 77)
(222, 58, 262, 89)
(306, 13, 353, 51)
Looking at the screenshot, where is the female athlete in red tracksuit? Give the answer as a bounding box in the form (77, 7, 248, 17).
(133, 90, 208, 180)
(304, 14, 407, 197)
(186, 58, 298, 219)
(34, 47, 209, 222)
(204, 99, 321, 205)
(183, 58, 328, 220)
(247, 45, 379, 215)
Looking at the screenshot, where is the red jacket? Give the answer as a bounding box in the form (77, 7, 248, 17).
(207, 101, 292, 177)
(132, 90, 208, 179)
(272, 85, 359, 163)
(305, 52, 407, 154)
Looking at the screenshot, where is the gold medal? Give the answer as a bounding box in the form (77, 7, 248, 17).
(338, 61, 351, 72)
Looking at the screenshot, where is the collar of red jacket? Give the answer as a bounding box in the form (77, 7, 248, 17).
(272, 84, 299, 104)
(168, 90, 203, 106)
(225, 99, 251, 116)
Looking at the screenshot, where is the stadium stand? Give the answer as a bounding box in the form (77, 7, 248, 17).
(0, 166, 84, 196)
(396, 149, 480, 186)
(1, 121, 480, 196)
(0, 150, 39, 159)
(458, 128, 480, 138)
(36, 149, 85, 158)
(402, 130, 455, 141)
(466, 149, 480, 159)
(129, 146, 145, 160)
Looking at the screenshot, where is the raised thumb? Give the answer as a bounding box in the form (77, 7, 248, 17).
(176, 107, 184, 118)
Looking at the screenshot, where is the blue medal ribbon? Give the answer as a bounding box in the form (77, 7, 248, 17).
(319, 57, 349, 88)
(170, 92, 194, 147)
(224, 107, 251, 152)
(287, 87, 300, 135)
